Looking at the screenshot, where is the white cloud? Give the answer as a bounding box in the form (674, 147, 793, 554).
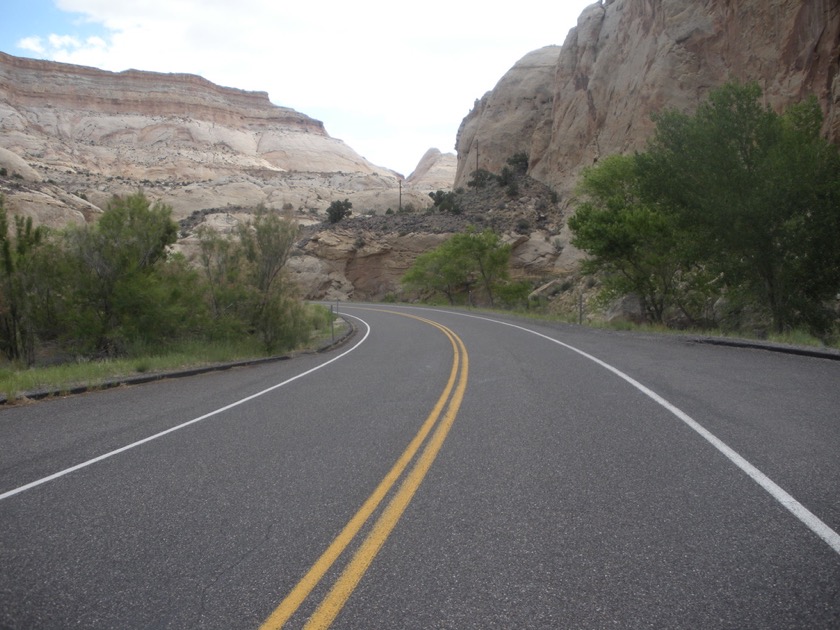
(17, 36, 45, 54)
(47, 33, 81, 49)
(29, 0, 594, 175)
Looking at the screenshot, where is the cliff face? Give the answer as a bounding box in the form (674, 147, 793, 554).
(0, 51, 378, 180)
(455, 0, 840, 199)
(0, 52, 324, 132)
(405, 149, 458, 193)
(0, 51, 443, 225)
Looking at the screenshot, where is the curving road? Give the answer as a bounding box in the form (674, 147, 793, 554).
(0, 305, 838, 629)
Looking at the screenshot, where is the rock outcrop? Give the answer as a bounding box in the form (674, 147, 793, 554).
(455, 0, 840, 201)
(405, 149, 457, 194)
(0, 51, 445, 222)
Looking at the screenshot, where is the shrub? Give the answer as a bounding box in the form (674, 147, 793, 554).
(326, 199, 352, 224)
(467, 169, 496, 189)
(507, 152, 529, 175)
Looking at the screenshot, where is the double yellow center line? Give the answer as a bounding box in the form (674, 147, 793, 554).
(260, 311, 469, 629)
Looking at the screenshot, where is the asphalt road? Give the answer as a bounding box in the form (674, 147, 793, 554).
(0, 305, 838, 629)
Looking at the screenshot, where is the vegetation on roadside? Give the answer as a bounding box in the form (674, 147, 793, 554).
(0, 320, 342, 403)
(402, 227, 530, 308)
(0, 193, 334, 384)
(569, 82, 840, 340)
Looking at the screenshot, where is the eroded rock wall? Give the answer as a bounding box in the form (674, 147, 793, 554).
(455, 0, 840, 201)
(0, 51, 443, 222)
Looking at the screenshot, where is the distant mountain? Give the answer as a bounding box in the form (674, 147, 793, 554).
(0, 51, 454, 226)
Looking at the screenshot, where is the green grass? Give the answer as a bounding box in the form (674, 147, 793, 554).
(767, 329, 837, 349)
(585, 319, 839, 349)
(0, 339, 258, 402)
(0, 312, 345, 403)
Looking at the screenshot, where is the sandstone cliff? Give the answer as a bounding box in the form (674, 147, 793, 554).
(456, 0, 840, 203)
(0, 51, 443, 223)
(406, 148, 457, 193)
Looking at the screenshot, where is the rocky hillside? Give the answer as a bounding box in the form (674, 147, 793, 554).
(5, 0, 837, 305)
(456, 0, 840, 204)
(0, 51, 451, 227)
(0, 49, 553, 304)
(286, 170, 565, 301)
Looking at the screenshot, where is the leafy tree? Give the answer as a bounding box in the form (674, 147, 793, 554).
(447, 228, 511, 307)
(195, 225, 249, 336)
(61, 192, 182, 354)
(569, 155, 694, 324)
(428, 190, 461, 214)
(402, 244, 470, 304)
(196, 207, 305, 352)
(467, 169, 496, 189)
(237, 207, 301, 352)
(506, 152, 529, 175)
(402, 228, 511, 306)
(497, 166, 515, 187)
(639, 82, 840, 334)
(326, 199, 352, 224)
(496, 280, 532, 309)
(0, 196, 46, 364)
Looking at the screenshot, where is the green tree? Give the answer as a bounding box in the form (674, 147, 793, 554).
(568, 155, 695, 324)
(195, 225, 250, 336)
(639, 82, 840, 334)
(237, 207, 302, 352)
(61, 192, 181, 354)
(428, 190, 461, 214)
(506, 152, 529, 175)
(467, 169, 496, 189)
(326, 199, 352, 224)
(0, 196, 46, 364)
(448, 228, 511, 307)
(402, 228, 511, 306)
(402, 243, 470, 304)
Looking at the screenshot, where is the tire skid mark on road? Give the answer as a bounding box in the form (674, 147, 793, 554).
(261, 309, 469, 630)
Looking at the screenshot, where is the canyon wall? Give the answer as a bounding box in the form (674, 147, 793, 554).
(0, 51, 444, 225)
(455, 0, 840, 202)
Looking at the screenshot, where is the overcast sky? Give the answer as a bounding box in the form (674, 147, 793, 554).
(2, 0, 595, 176)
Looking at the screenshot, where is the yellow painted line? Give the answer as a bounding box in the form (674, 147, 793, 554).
(304, 326, 468, 628)
(260, 311, 468, 629)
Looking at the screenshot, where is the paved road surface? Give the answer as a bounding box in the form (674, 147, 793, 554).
(1, 306, 838, 628)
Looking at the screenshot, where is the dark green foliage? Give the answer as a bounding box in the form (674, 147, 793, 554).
(428, 190, 461, 214)
(326, 199, 352, 224)
(0, 196, 45, 364)
(497, 166, 514, 187)
(571, 82, 840, 335)
(467, 169, 496, 189)
(506, 152, 529, 175)
(640, 84, 840, 334)
(57, 192, 183, 355)
(0, 193, 318, 365)
(402, 243, 469, 305)
(199, 206, 307, 353)
(403, 228, 511, 306)
(496, 280, 532, 309)
(569, 155, 697, 324)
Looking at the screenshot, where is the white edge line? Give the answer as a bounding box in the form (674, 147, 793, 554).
(422, 308, 840, 556)
(0, 315, 371, 502)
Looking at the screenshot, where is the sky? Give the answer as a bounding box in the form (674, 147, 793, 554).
(1, 0, 596, 176)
